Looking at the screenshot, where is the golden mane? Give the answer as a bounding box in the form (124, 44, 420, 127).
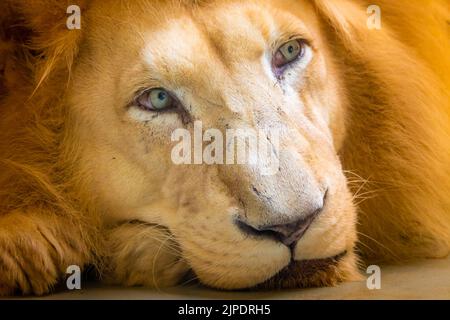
(0, 0, 102, 283)
(314, 0, 450, 261)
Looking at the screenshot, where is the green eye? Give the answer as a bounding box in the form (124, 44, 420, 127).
(280, 40, 301, 62)
(273, 40, 305, 68)
(149, 89, 172, 110)
(137, 88, 175, 111)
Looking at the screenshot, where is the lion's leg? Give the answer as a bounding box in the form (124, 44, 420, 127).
(102, 222, 189, 288)
(0, 209, 92, 296)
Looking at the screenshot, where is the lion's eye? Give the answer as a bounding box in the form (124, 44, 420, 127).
(273, 40, 305, 68)
(136, 88, 175, 111)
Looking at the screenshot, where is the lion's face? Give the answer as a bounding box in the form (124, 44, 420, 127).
(70, 0, 358, 289)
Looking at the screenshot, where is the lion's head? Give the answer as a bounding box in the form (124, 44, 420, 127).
(0, 0, 449, 294)
(71, 0, 360, 289)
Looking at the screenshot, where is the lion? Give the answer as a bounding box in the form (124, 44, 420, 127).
(0, 0, 449, 296)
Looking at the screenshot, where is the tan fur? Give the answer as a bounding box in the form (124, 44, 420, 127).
(0, 0, 448, 295)
(315, 0, 450, 261)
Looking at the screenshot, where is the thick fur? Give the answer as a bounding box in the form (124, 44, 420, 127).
(0, 0, 449, 295)
(315, 0, 450, 261)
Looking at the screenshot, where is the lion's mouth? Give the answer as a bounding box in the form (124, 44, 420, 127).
(254, 251, 347, 290)
(182, 251, 348, 290)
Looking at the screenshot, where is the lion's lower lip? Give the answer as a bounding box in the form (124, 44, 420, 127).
(254, 251, 347, 290)
(184, 251, 348, 291)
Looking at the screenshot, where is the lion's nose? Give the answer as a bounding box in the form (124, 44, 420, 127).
(236, 205, 323, 247)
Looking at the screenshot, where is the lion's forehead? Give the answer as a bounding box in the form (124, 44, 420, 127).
(90, 0, 313, 80)
(139, 12, 269, 85)
(80, 0, 324, 120)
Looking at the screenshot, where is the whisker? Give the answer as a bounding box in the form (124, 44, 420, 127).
(357, 231, 399, 259)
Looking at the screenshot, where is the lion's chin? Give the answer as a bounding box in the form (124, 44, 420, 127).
(187, 251, 358, 291)
(254, 251, 349, 290)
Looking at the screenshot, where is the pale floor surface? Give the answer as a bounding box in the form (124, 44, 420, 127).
(9, 257, 450, 300)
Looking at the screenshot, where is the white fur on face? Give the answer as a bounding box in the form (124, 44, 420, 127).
(77, 0, 357, 289)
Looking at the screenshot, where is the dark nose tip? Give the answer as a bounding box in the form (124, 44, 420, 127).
(236, 207, 322, 247)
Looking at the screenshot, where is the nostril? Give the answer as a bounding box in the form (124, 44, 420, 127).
(235, 219, 284, 243)
(236, 199, 325, 246)
(236, 189, 327, 246)
(262, 211, 320, 247)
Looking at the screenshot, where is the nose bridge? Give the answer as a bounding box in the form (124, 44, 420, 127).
(218, 128, 323, 226)
(215, 78, 325, 224)
(228, 151, 323, 220)
(208, 70, 324, 225)
(220, 82, 260, 118)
